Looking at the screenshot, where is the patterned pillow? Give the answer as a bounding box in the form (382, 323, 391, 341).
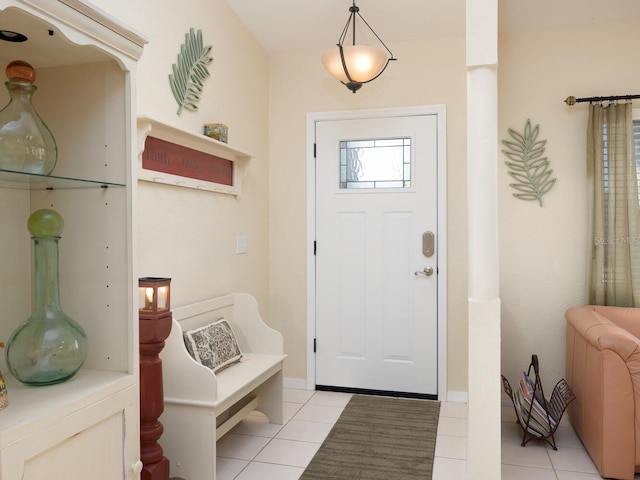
(183, 318, 243, 373)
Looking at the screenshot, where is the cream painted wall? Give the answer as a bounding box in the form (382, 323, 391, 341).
(498, 21, 640, 393)
(89, 0, 271, 311)
(80, 1, 640, 395)
(268, 37, 469, 388)
(269, 19, 640, 391)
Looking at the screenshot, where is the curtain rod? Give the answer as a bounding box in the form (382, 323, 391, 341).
(564, 94, 640, 106)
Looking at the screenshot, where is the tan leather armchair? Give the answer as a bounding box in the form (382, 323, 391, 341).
(566, 305, 640, 480)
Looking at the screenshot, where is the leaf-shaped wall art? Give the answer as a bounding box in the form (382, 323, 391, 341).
(169, 28, 213, 115)
(501, 119, 557, 207)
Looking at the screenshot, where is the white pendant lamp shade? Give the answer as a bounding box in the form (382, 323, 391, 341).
(321, 45, 389, 84)
(321, 1, 396, 93)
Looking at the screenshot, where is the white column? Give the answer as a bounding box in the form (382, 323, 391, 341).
(466, 0, 501, 479)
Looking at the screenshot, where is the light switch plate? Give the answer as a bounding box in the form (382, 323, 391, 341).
(236, 236, 248, 254)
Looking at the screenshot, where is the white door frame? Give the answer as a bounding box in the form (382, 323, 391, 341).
(306, 105, 448, 399)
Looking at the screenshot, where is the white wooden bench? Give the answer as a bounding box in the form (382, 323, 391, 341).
(159, 292, 287, 480)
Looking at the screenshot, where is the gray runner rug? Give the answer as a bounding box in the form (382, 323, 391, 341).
(300, 394, 440, 480)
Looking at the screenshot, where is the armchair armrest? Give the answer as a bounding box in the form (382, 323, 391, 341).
(566, 306, 640, 360)
(589, 305, 640, 340)
(566, 305, 640, 479)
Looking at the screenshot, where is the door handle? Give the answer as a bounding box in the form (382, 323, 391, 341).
(414, 267, 434, 277)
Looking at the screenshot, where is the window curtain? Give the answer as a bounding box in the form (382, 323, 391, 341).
(588, 102, 640, 306)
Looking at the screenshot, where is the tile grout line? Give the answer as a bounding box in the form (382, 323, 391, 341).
(230, 390, 328, 479)
(226, 395, 303, 479)
(230, 398, 302, 480)
(544, 445, 561, 480)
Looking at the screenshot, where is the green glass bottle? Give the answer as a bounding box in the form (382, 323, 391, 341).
(0, 60, 57, 175)
(6, 209, 87, 385)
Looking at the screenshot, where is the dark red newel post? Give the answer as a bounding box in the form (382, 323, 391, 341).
(139, 277, 172, 480)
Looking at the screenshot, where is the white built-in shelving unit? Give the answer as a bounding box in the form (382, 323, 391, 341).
(0, 1, 145, 478)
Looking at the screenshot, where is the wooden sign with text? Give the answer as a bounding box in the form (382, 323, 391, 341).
(142, 136, 233, 186)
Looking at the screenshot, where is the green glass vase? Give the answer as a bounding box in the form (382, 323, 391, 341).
(6, 209, 87, 386)
(0, 60, 57, 175)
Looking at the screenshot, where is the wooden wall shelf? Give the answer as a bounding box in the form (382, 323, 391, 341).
(137, 116, 253, 196)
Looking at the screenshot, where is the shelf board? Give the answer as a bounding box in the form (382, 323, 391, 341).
(137, 115, 253, 161)
(0, 169, 125, 190)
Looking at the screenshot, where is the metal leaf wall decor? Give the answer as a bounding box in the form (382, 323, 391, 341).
(169, 28, 213, 114)
(501, 119, 556, 206)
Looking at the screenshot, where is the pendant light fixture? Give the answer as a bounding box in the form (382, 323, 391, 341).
(321, 1, 396, 93)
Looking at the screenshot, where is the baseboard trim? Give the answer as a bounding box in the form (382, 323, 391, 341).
(446, 390, 468, 403)
(284, 377, 309, 390)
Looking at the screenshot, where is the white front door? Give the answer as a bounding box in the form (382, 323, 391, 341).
(314, 112, 439, 397)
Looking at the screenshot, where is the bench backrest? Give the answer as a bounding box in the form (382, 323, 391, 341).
(171, 292, 283, 356)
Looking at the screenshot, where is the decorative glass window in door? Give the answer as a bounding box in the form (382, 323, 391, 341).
(339, 138, 411, 189)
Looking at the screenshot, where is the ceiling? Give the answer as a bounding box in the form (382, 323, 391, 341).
(225, 0, 640, 54)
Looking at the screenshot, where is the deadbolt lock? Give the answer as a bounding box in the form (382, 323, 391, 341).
(422, 231, 434, 257)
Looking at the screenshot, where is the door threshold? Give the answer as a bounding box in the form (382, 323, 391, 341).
(316, 385, 437, 401)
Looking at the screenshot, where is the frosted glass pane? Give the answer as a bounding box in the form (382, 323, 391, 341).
(339, 138, 411, 189)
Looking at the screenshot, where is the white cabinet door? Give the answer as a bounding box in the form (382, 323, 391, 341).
(0, 384, 138, 480)
(23, 415, 125, 479)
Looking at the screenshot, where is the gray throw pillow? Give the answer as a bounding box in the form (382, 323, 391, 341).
(183, 318, 242, 373)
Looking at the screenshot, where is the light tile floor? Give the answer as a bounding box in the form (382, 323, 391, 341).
(214, 388, 617, 480)
(216, 388, 467, 480)
(500, 405, 602, 480)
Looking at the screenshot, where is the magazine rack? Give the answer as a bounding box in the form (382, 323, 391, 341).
(502, 354, 575, 450)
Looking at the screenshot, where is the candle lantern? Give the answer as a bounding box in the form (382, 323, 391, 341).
(138, 277, 172, 480)
(139, 277, 171, 315)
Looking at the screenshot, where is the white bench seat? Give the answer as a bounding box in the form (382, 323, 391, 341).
(213, 353, 286, 409)
(159, 293, 286, 480)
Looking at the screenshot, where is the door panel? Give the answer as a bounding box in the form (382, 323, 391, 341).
(337, 212, 366, 358)
(315, 114, 438, 396)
